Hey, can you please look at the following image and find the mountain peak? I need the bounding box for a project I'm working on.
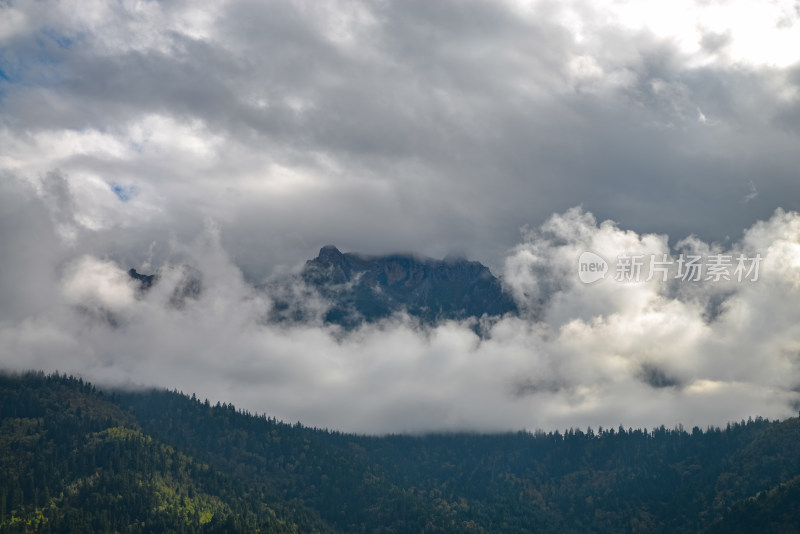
[128,268,156,290]
[317,245,344,263]
[300,247,517,327]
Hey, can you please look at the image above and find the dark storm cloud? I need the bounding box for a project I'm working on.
[0,176,63,321]
[4,0,798,269]
[2,0,800,432]
[41,170,77,228]
[2,173,800,433]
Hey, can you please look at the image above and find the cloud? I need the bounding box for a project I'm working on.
[1,172,799,433]
[0,176,64,322]
[1,1,800,274]
[2,1,800,432]
[743,180,759,203]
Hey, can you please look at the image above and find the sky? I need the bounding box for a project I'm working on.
[2,0,800,433]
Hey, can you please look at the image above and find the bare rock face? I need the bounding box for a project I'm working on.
[128,246,518,330]
[301,245,517,327]
[127,266,202,309]
[128,268,155,290]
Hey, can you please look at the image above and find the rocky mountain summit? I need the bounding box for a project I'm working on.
[130,246,519,328]
[300,245,517,327]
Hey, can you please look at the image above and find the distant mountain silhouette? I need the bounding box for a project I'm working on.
[129,247,517,328]
[300,245,517,327]
[127,266,202,308]
[4,371,800,534]
[128,268,155,290]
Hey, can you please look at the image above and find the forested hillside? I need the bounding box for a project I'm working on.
[2,372,798,533]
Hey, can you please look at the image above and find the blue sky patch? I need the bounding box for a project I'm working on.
[42,27,79,50]
[111,183,136,202]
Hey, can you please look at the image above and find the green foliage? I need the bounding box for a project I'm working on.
[702,475,800,533]
[2,371,799,533]
[0,372,325,534]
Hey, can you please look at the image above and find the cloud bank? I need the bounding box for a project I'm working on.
[2,0,800,274]
[2,174,800,433]
[2,0,800,432]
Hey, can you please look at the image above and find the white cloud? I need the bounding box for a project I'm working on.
[61,256,137,312]
[3,174,800,433]
[3,0,800,433]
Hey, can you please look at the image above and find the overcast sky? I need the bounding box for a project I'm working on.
[2,0,800,433]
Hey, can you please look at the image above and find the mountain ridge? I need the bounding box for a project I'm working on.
[128,246,518,329]
[2,371,800,533]
[300,245,518,327]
